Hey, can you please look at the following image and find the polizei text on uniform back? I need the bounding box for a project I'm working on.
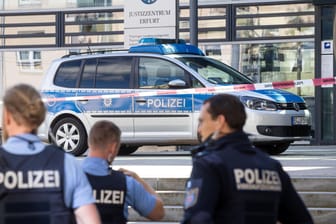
[0,170,60,189]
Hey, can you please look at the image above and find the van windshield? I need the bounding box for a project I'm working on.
[176,56,254,85]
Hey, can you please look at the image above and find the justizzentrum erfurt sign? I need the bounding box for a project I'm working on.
[124,0,177,48]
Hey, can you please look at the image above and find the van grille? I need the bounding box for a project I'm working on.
[276,102,307,110]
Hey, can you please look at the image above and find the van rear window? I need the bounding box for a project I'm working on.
[54,60,82,88]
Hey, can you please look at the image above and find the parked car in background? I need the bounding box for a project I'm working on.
[38,38,311,156]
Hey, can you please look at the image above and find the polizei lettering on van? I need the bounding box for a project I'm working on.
[0,170,60,189]
[234,168,281,191]
[147,98,186,108]
[93,189,125,204]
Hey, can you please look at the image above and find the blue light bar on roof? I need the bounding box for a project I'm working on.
[129,38,204,56]
[138,37,186,45]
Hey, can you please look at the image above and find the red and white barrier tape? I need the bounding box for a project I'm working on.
[42,77,336,103]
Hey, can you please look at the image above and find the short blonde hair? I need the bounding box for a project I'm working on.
[3,84,45,133]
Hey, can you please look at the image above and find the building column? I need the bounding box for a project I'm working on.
[313,0,336,144]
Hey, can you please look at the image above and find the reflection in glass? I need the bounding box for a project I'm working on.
[235,3,314,40]
[236,16,314,27]
[199,19,226,28]
[237,28,314,39]
[64,11,124,45]
[65,34,124,45]
[238,42,314,97]
[199,42,315,97]
[236,4,314,15]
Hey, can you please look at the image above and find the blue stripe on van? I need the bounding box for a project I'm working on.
[253,89,304,103]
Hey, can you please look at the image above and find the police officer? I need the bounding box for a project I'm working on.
[0,84,101,224]
[181,94,313,224]
[82,120,164,223]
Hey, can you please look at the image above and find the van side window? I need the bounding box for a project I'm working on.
[95,57,132,89]
[54,60,82,88]
[138,57,189,89]
[80,58,96,88]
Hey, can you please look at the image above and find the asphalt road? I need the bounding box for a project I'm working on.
[77,144,336,178]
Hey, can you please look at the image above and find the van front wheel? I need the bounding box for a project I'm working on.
[254,142,291,155]
[51,117,88,156]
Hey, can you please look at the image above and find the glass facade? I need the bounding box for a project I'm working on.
[63,10,124,46]
[198,41,315,97]
[179,5,227,41]
[3,0,124,9]
[0,1,315,86]
[235,3,314,40]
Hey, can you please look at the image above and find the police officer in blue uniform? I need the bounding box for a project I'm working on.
[182,94,313,224]
[82,120,165,223]
[0,84,101,224]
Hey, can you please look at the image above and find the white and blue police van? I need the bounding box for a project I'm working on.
[39,38,311,156]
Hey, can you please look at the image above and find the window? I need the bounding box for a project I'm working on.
[138,57,191,89]
[80,59,96,88]
[95,57,132,88]
[235,3,314,40]
[19,0,41,6]
[16,50,42,72]
[238,41,314,96]
[77,0,112,7]
[179,5,227,42]
[64,9,124,46]
[54,60,82,88]
[177,56,252,85]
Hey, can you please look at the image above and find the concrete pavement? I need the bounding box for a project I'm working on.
[112,144,336,224]
[75,144,336,223]
[112,144,336,178]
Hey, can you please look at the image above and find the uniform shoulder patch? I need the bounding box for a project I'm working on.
[184,179,202,209]
[184,187,199,209]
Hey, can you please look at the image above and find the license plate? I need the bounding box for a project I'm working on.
[292,116,309,125]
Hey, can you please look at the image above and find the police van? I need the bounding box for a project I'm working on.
[38,38,311,156]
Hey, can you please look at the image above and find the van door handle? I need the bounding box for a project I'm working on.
[77,99,89,104]
[135,99,147,103]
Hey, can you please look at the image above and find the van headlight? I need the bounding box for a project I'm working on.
[240,96,278,111]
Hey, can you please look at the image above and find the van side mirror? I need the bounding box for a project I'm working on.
[168,79,187,88]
